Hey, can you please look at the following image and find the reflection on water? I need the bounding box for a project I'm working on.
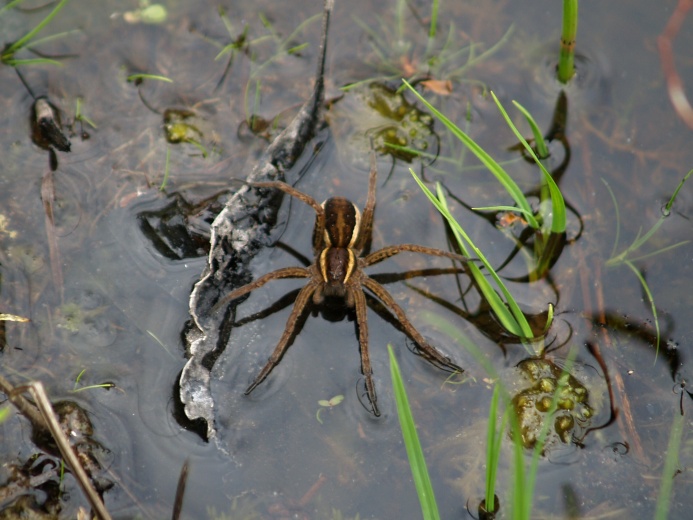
[1,0,693,518]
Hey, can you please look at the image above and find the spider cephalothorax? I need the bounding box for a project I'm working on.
[214,152,466,416]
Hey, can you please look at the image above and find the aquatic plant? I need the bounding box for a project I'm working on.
[1,0,71,67]
[388,344,440,520]
[481,383,504,518]
[655,407,685,520]
[604,168,693,358]
[557,0,579,83]
[346,0,513,94]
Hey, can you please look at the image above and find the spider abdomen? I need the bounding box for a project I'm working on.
[322,197,361,248]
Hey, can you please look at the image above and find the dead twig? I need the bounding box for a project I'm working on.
[2,379,113,520]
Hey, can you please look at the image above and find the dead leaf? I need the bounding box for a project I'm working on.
[421,79,453,95]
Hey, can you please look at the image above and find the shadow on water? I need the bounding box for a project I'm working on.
[2,0,693,518]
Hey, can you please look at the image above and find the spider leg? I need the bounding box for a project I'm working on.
[212,266,311,314]
[354,149,378,253]
[361,275,463,374]
[350,284,380,417]
[252,181,325,253]
[245,279,320,395]
[362,244,468,268]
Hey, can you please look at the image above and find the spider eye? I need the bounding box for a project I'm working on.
[323,197,359,248]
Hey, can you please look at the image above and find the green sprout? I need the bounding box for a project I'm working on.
[126,73,173,83]
[316,394,344,424]
[74,97,97,129]
[71,369,115,393]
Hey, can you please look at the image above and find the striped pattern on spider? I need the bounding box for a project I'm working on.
[213,151,466,416]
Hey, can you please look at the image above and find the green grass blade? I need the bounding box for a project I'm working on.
[602,179,622,259]
[428,0,439,40]
[126,73,173,83]
[626,241,690,263]
[608,169,693,264]
[411,172,535,341]
[388,344,440,520]
[0,0,26,17]
[655,409,685,520]
[435,183,534,341]
[491,92,567,233]
[4,58,63,67]
[402,80,539,229]
[411,173,516,334]
[511,100,549,159]
[485,384,502,509]
[22,28,79,48]
[6,0,69,54]
[623,260,661,360]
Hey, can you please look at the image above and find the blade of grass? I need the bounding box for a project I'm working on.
[607,168,693,265]
[4,58,62,67]
[623,259,661,360]
[602,179,622,259]
[490,92,567,233]
[5,0,69,54]
[127,73,173,83]
[428,0,439,40]
[0,0,26,17]
[511,101,549,159]
[485,384,505,511]
[654,409,685,520]
[422,176,522,336]
[411,172,535,341]
[402,80,540,229]
[388,344,440,520]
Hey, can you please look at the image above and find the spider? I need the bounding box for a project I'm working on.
[214,152,466,416]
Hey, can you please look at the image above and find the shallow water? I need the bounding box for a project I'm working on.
[1,0,693,518]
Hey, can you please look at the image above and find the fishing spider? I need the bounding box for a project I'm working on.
[215,153,466,415]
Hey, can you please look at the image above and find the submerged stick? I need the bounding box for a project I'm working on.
[0,378,113,520]
[181,0,334,440]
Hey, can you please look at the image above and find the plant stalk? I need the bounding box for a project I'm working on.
[557,0,578,83]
